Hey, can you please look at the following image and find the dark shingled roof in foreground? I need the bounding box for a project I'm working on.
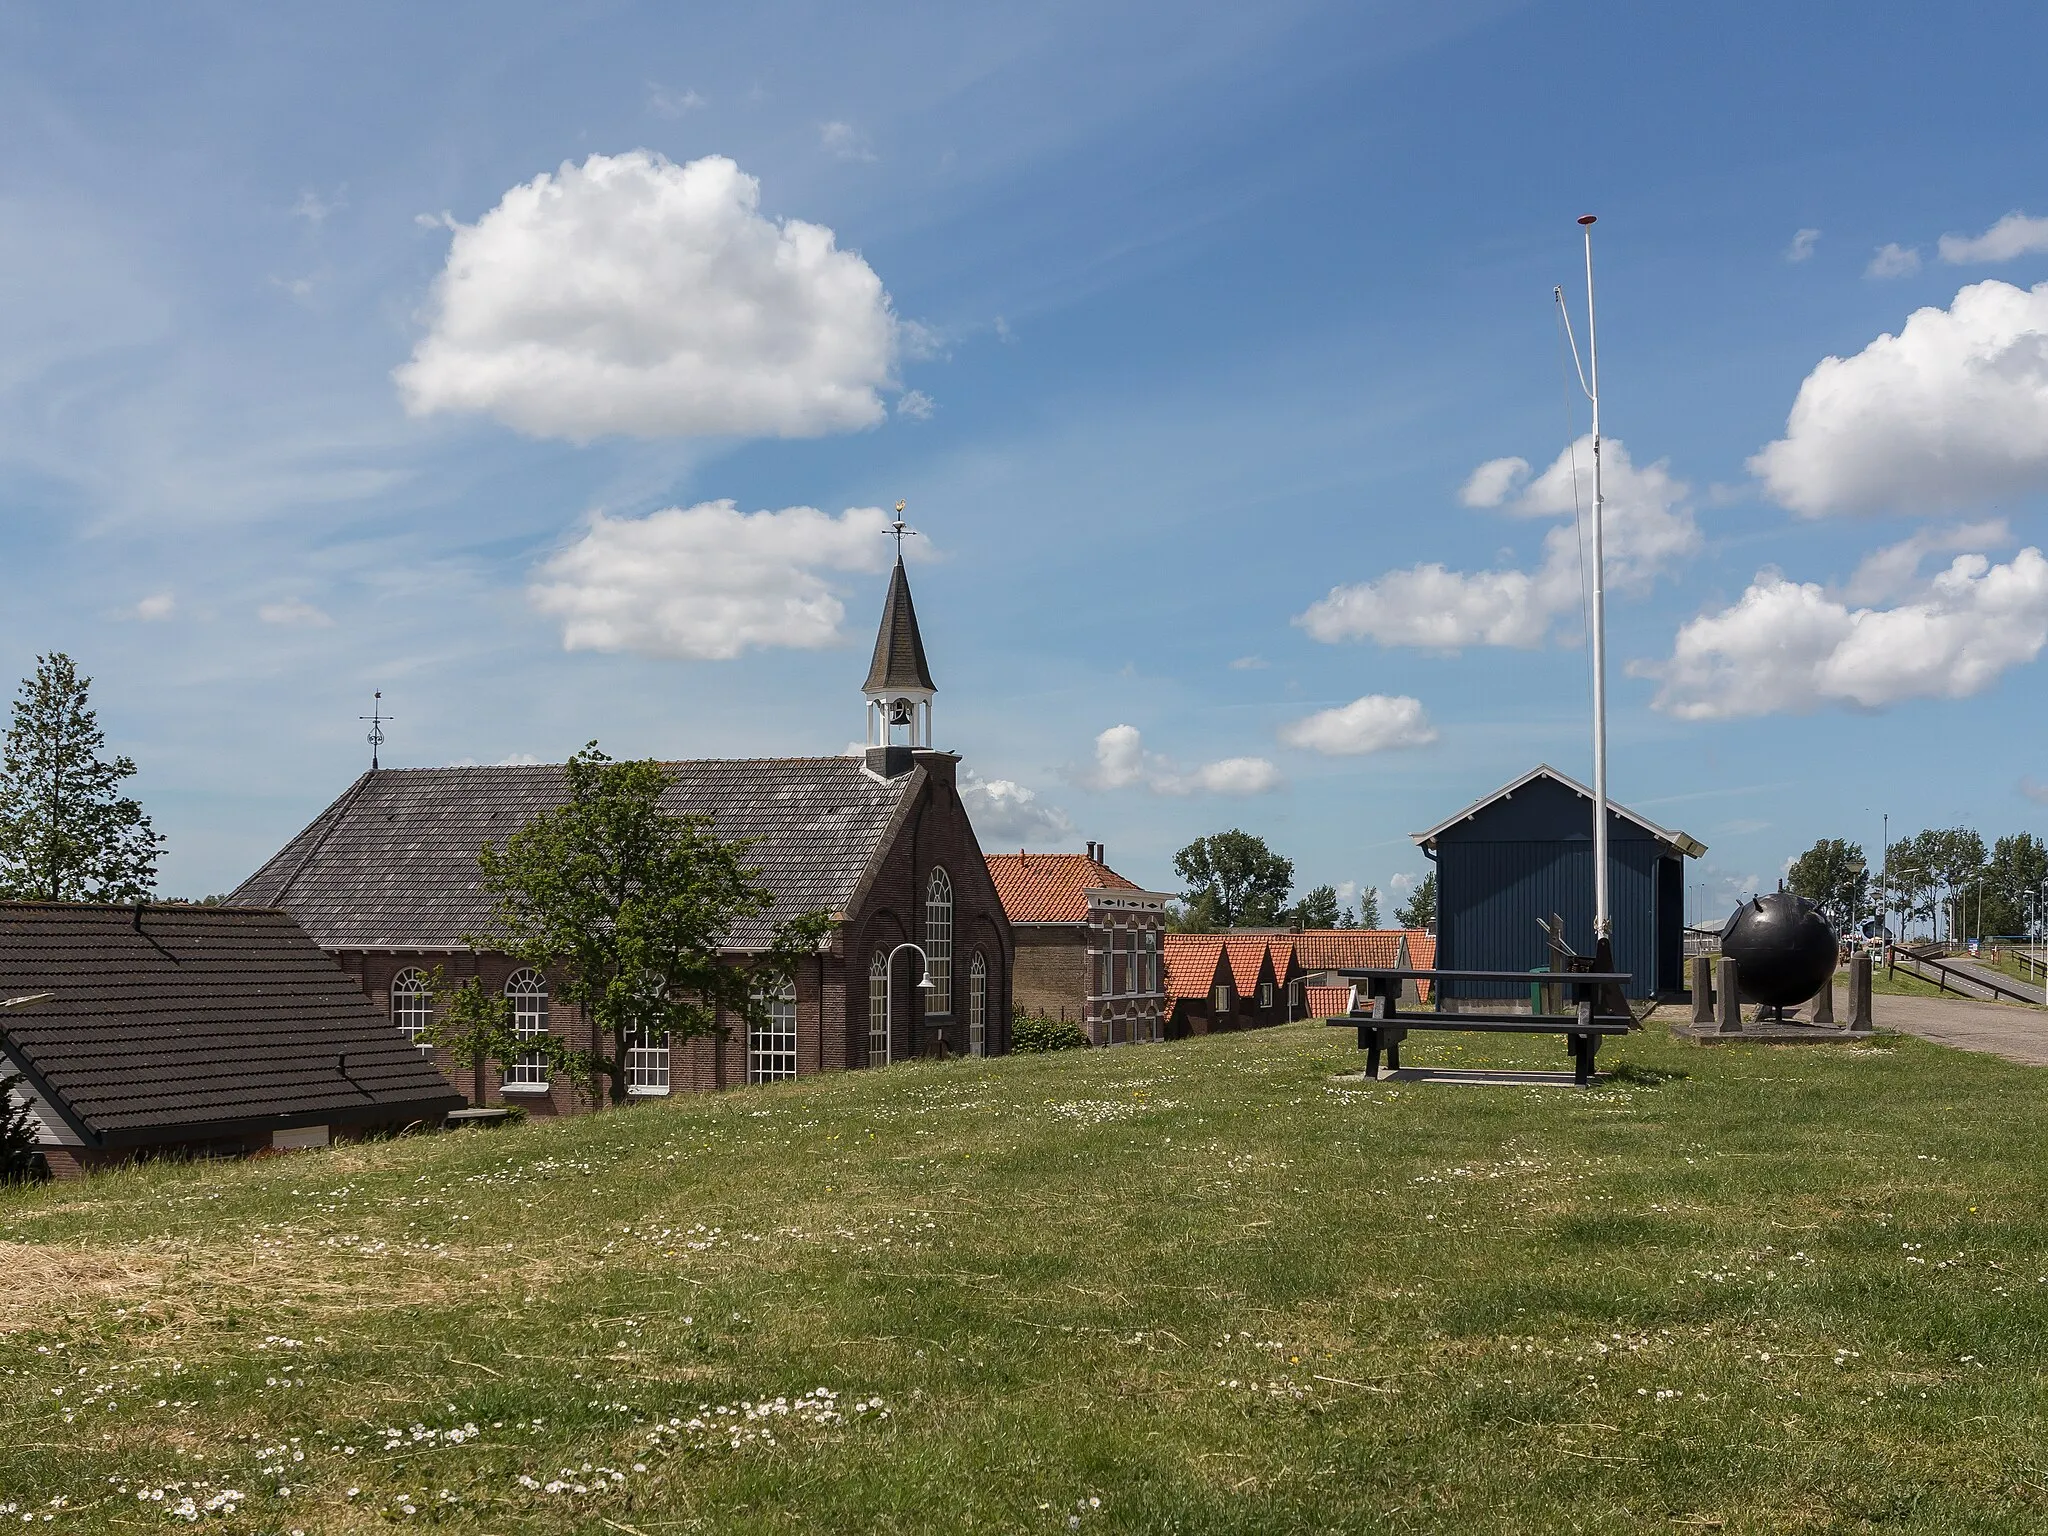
[229,759,921,951]
[0,902,460,1148]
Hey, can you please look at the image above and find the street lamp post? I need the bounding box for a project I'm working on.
[880,943,934,1066]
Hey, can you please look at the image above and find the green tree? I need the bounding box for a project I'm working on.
[423,971,590,1091]
[1291,883,1341,930]
[1786,838,1869,931]
[470,744,835,1105]
[0,654,161,901]
[1982,833,2048,938]
[1395,871,1437,930]
[0,1074,41,1182]
[1172,830,1293,928]
[1899,827,1987,941]
[1354,885,1381,929]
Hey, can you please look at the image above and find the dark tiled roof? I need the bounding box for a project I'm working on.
[0,903,460,1148]
[229,759,918,952]
[984,852,1142,924]
[863,559,935,693]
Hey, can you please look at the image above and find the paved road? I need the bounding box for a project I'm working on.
[1863,987,2048,1067]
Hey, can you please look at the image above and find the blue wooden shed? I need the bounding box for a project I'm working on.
[1413,765,1706,1001]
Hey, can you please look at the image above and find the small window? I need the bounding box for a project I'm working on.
[626,1029,670,1095]
[504,969,550,1090]
[1288,979,1302,1007]
[868,951,891,1067]
[1143,930,1159,994]
[390,967,432,1052]
[1097,941,1112,999]
[1213,984,1231,1014]
[1260,981,1274,1008]
[925,869,953,1014]
[749,983,797,1084]
[968,952,988,1056]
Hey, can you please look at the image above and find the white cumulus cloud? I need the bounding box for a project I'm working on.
[257,598,334,627]
[1637,546,2048,719]
[1866,243,1921,279]
[530,500,909,659]
[1459,455,1529,507]
[1787,228,1821,262]
[1939,211,2048,265]
[1749,280,2048,515]
[1088,724,1280,797]
[1297,437,1697,650]
[1278,695,1437,755]
[1841,519,2009,605]
[395,151,899,441]
[131,593,175,621]
[959,771,1076,847]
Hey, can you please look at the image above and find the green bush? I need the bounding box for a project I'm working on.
[1011,1013,1090,1053]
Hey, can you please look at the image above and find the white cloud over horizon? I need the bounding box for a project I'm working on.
[530,500,912,659]
[1278,694,1437,755]
[395,151,900,441]
[1865,243,1921,279]
[1637,546,2048,719]
[1939,211,2048,264]
[1750,280,2048,516]
[959,770,1076,847]
[257,598,334,627]
[1090,724,1281,796]
[1298,437,1698,650]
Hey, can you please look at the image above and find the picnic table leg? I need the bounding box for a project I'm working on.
[1571,1033,1597,1087]
[1365,1029,1383,1080]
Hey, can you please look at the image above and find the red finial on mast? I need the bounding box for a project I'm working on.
[1577,214,1597,226]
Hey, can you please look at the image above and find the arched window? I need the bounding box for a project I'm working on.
[390,967,432,1052]
[504,969,550,1091]
[968,951,988,1057]
[868,952,891,1067]
[749,982,797,1084]
[924,868,953,1014]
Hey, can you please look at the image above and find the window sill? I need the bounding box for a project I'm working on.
[627,1086,672,1098]
[500,1082,553,1096]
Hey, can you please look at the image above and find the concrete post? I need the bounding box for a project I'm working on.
[1848,949,1874,1034]
[1690,955,1714,1025]
[1811,972,1835,1025]
[1714,957,1742,1033]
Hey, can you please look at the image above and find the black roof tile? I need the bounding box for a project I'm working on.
[0,903,461,1147]
[229,758,918,951]
[863,559,935,694]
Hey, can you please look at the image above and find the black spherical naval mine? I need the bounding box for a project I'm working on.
[1723,891,1837,1007]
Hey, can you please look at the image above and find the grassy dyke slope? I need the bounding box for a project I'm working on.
[1,1020,2045,1533]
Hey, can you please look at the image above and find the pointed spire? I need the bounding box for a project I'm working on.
[864,551,935,694]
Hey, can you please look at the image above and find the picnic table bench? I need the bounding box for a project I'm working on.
[1331,966,1635,1087]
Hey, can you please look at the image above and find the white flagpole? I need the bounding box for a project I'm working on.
[1579,213,1611,944]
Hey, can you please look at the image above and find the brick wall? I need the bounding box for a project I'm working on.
[1014,926,1088,1017]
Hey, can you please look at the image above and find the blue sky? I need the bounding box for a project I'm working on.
[4,1,2048,920]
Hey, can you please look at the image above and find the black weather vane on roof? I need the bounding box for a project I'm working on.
[887,499,919,562]
[360,691,391,771]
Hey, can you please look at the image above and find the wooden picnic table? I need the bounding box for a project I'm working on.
[1331,966,1634,1087]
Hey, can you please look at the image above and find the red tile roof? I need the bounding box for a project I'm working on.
[1222,937,1277,993]
[1161,934,1227,1002]
[983,852,1142,924]
[1294,930,1408,972]
[1305,984,1355,1019]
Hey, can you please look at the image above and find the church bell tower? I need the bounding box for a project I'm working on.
[862,505,935,779]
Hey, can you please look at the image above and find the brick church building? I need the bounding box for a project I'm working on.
[231,549,1013,1112]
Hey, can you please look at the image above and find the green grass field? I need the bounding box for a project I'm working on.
[4,1017,2047,1533]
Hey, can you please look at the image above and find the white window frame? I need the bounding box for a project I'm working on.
[625,1028,670,1096]
[1213,984,1231,1014]
[968,951,987,1057]
[749,983,797,1084]
[1143,929,1159,995]
[1260,981,1274,1008]
[868,951,891,1067]
[503,969,551,1093]
[390,967,433,1053]
[925,868,953,1015]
